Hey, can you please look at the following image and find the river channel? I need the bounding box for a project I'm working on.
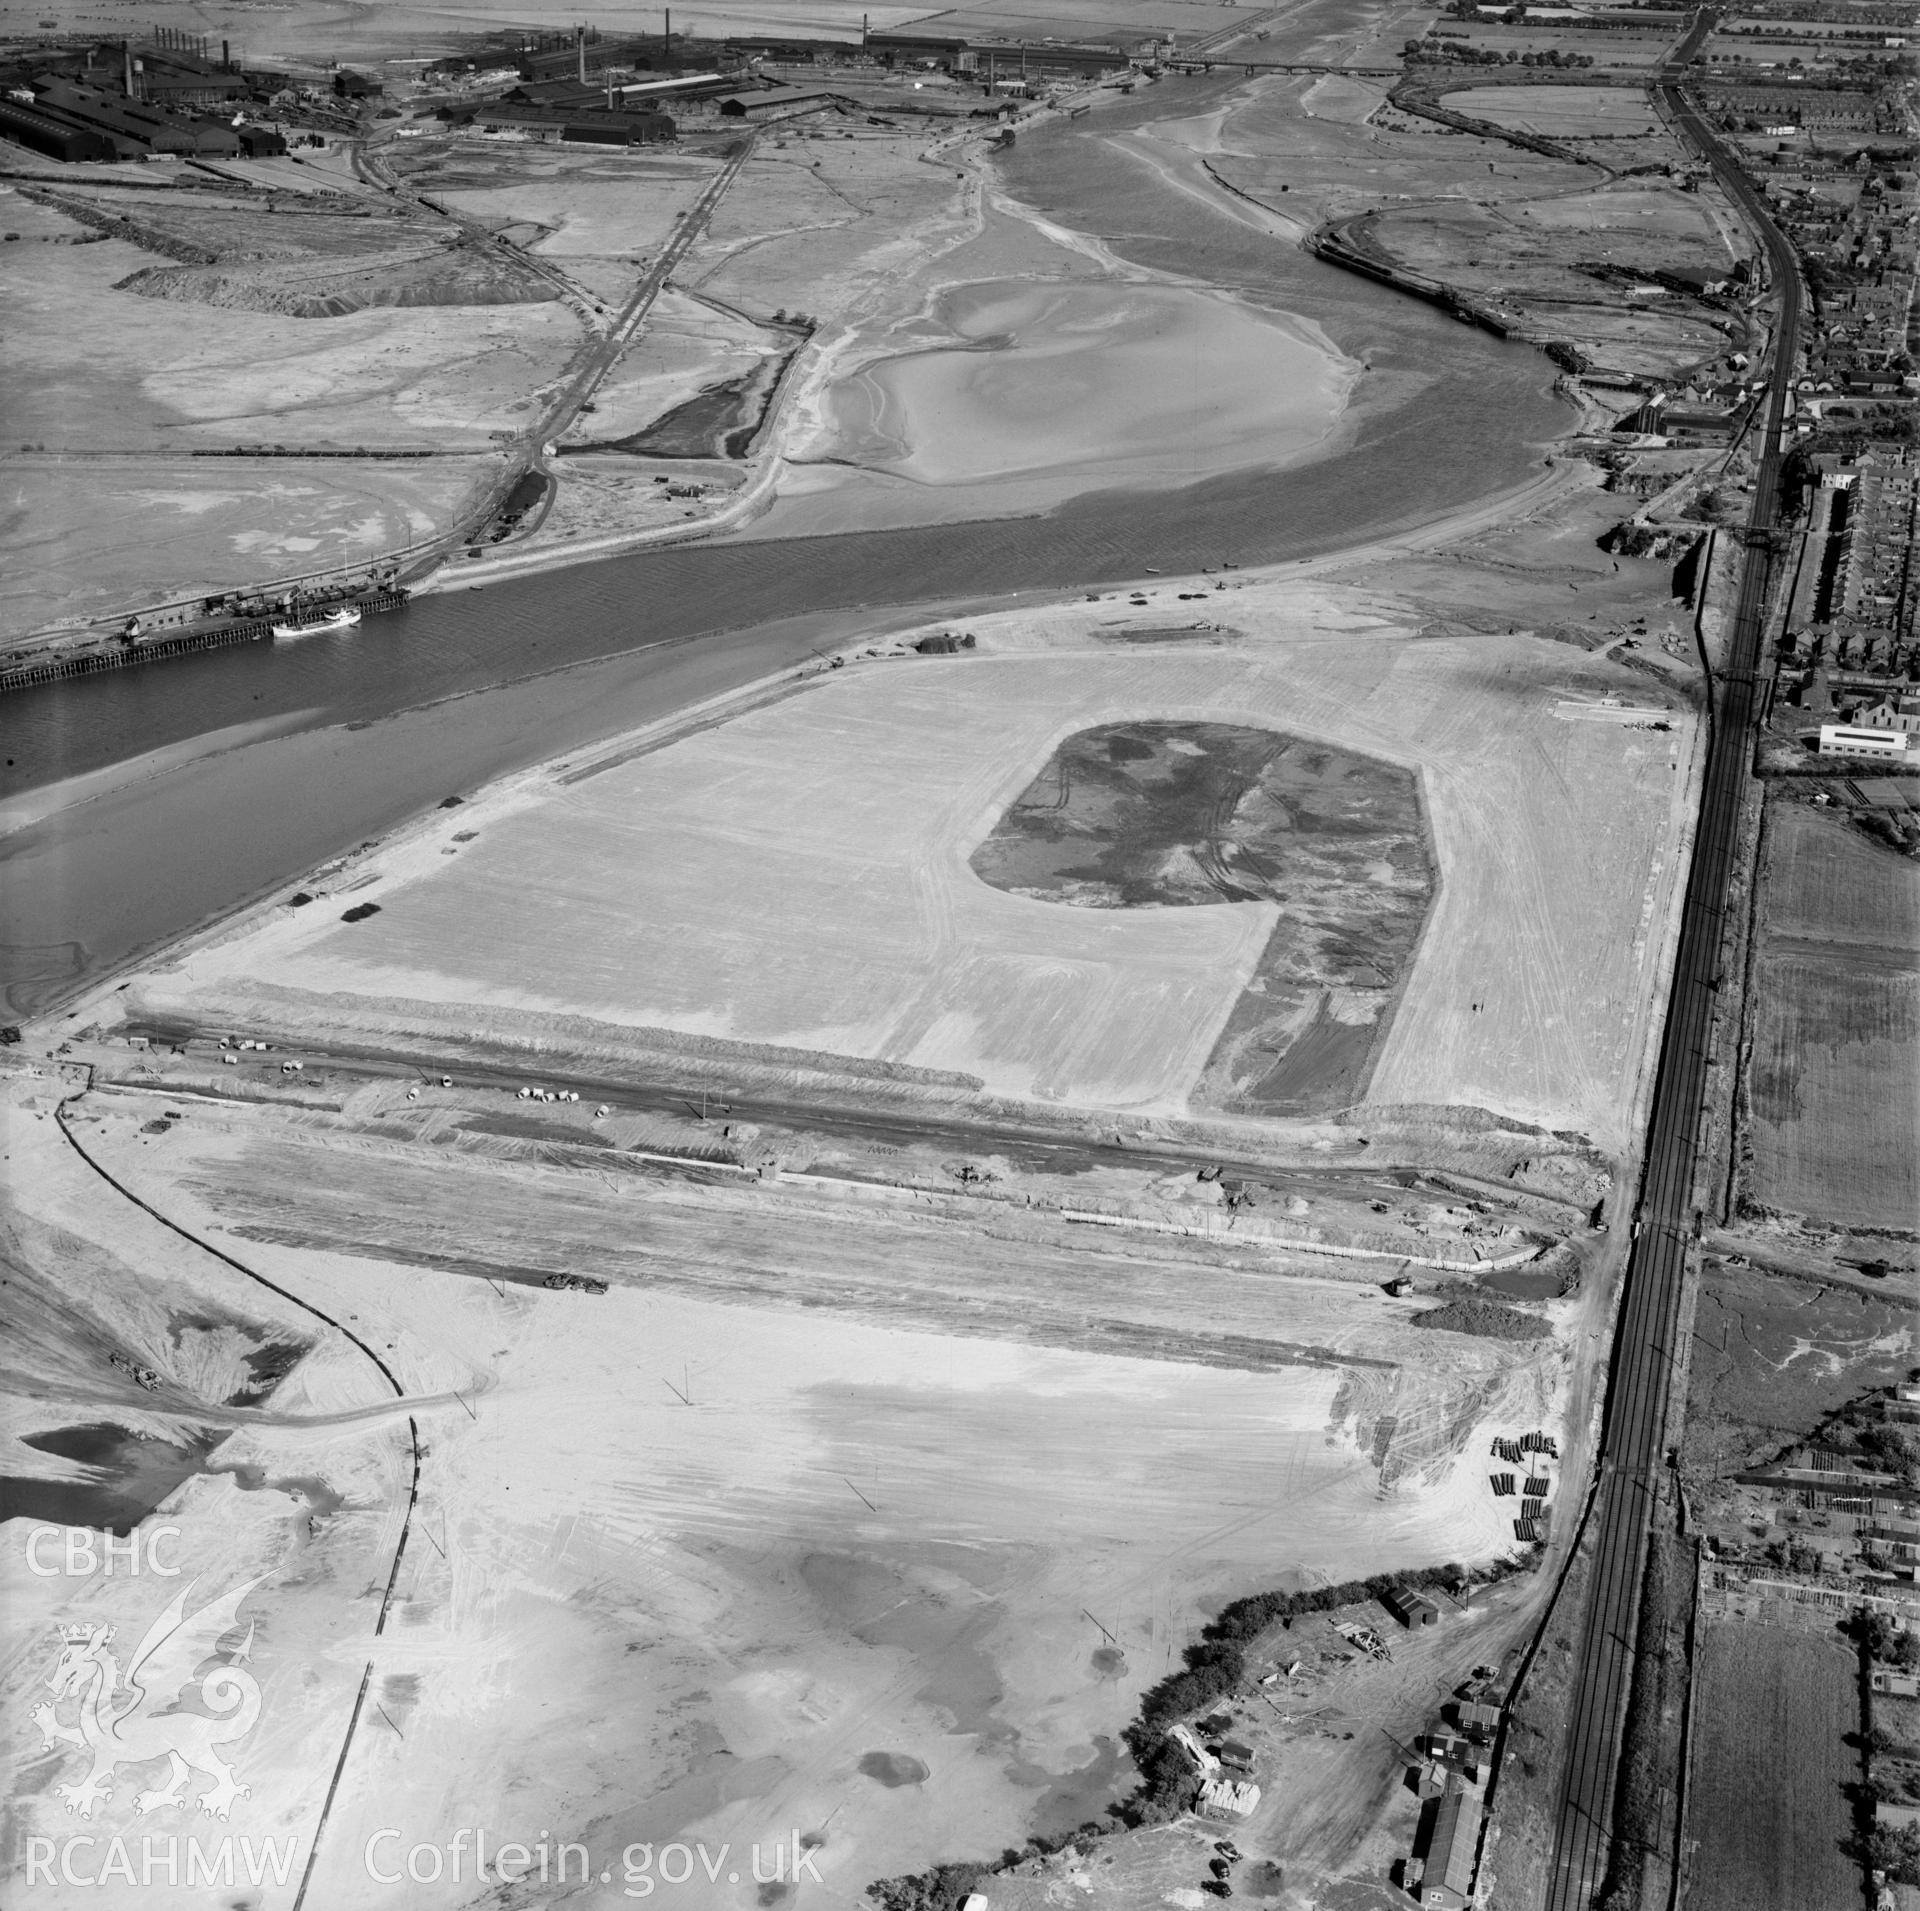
[1,86,1567,1020]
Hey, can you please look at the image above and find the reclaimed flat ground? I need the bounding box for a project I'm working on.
[1746,802,1920,1232]
[0,207,581,452]
[1,1084,1559,1911]
[0,457,490,639]
[432,166,716,259]
[143,611,1698,1145]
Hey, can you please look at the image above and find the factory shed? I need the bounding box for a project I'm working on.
[519,39,658,82]
[33,79,242,155]
[717,84,842,117]
[23,97,149,159]
[512,77,605,105]
[1382,1584,1441,1629]
[475,101,674,142]
[138,64,251,106]
[1419,1784,1482,1907]
[562,112,675,145]
[506,74,723,106]
[0,95,118,160]
[867,29,971,59]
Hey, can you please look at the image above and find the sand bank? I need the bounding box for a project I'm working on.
[804,278,1350,494]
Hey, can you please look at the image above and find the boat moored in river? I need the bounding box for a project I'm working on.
[271,605,363,641]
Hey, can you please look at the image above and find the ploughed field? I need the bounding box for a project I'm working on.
[131,610,1698,1149]
[1684,1622,1863,1911]
[971,720,1431,1115]
[1744,801,1920,1234]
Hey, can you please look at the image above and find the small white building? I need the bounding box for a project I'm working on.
[1818,724,1914,757]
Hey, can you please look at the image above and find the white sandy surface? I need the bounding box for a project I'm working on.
[141,599,1698,1145]
[1,1084,1560,1911]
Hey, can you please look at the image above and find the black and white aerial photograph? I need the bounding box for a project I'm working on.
[2,0,1916,1905]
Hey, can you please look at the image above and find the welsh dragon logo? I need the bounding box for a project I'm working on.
[32,1575,266,1821]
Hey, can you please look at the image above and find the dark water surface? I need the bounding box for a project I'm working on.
[2,1424,222,1535]
[1,82,1565,1018]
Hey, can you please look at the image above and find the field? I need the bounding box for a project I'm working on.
[1430,27,1684,74]
[1440,85,1663,139]
[1177,73,1746,380]
[134,603,1698,1146]
[1685,1621,1863,1911]
[1194,82,1585,234]
[1682,1260,1919,1476]
[1334,180,1739,379]
[1880,1695,1920,1760]
[1744,802,1920,1233]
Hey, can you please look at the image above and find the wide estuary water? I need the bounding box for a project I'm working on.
[1,86,1566,1018]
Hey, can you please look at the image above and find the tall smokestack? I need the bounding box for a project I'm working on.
[124,39,134,96]
[222,38,230,70]
[577,24,586,85]
[664,9,671,57]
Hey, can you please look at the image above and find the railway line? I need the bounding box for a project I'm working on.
[1540,15,1804,1905]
